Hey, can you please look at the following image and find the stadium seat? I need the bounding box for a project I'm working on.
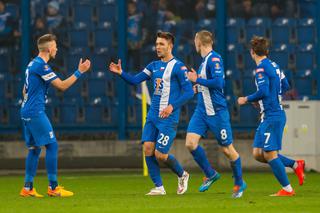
[271,18,296,44]
[242,69,257,95]
[244,51,256,70]
[93,22,113,48]
[297,18,315,43]
[65,47,90,74]
[0,48,12,72]
[9,98,22,125]
[239,105,259,127]
[225,69,242,96]
[196,18,216,32]
[299,0,317,18]
[226,43,244,70]
[85,97,107,124]
[269,43,294,69]
[88,71,107,97]
[226,18,245,44]
[72,3,93,25]
[296,43,315,70]
[60,98,85,124]
[5,3,19,19]
[96,1,116,24]
[68,23,92,48]
[294,69,316,96]
[0,73,4,99]
[246,17,271,42]
[91,47,112,72]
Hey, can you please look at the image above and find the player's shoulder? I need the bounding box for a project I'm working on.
[209,51,222,62]
[173,58,188,72]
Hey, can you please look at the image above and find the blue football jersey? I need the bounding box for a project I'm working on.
[142,57,193,122]
[21,57,58,118]
[253,58,285,117]
[196,51,227,115]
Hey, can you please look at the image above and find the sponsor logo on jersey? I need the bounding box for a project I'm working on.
[212,57,220,62]
[154,78,163,95]
[256,68,264,73]
[181,66,187,70]
[160,67,165,71]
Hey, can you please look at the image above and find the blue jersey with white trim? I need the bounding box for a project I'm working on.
[143,57,193,122]
[253,58,284,117]
[196,51,227,115]
[21,57,58,118]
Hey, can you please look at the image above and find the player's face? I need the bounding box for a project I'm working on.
[155,37,172,59]
[194,35,201,54]
[48,41,58,59]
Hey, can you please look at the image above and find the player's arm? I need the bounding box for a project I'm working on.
[51,59,91,91]
[109,59,150,85]
[280,71,290,93]
[239,70,270,104]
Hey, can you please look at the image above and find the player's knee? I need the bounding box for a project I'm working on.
[185,136,198,151]
[155,151,168,162]
[143,143,155,156]
[253,150,263,161]
[29,146,41,156]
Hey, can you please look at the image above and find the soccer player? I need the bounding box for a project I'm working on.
[19,34,91,197]
[237,36,305,196]
[109,32,194,195]
[186,30,246,198]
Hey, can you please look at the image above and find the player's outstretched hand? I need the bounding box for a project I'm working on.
[187,68,198,82]
[237,97,247,105]
[160,104,173,119]
[78,58,91,73]
[109,59,122,75]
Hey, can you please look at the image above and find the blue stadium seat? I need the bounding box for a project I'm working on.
[244,51,256,70]
[239,105,259,127]
[68,23,92,48]
[85,97,105,124]
[10,98,22,125]
[225,69,242,96]
[0,73,4,99]
[196,18,216,32]
[97,1,116,24]
[175,43,193,65]
[269,43,294,69]
[72,3,93,25]
[297,18,315,43]
[66,47,90,74]
[296,43,315,70]
[5,3,19,19]
[60,98,84,124]
[226,18,245,43]
[246,18,271,42]
[93,22,113,48]
[299,0,317,18]
[271,18,296,44]
[226,44,244,70]
[0,48,11,72]
[294,69,315,97]
[88,71,107,97]
[126,97,141,126]
[242,69,256,95]
[141,44,157,66]
[283,69,294,88]
[91,47,112,72]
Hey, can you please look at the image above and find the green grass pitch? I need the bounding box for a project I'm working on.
[0,172,319,213]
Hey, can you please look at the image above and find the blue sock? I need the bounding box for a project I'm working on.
[191,146,216,178]
[230,157,243,186]
[268,158,290,187]
[164,154,184,177]
[24,148,41,189]
[45,142,58,190]
[145,156,163,187]
[278,154,295,168]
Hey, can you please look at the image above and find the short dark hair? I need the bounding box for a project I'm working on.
[156,31,175,45]
[37,34,57,51]
[250,36,269,56]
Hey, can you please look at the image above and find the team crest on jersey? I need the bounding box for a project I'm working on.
[215,63,220,69]
[212,57,220,62]
[154,78,163,95]
[44,65,50,71]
